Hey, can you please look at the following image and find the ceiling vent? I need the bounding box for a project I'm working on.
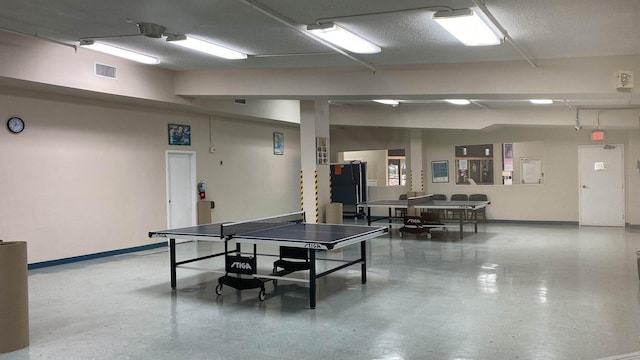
[95,63,117,79]
[137,22,167,38]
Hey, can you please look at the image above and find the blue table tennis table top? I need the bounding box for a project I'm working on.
[149,222,387,250]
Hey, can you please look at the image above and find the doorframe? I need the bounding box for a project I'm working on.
[578,144,625,226]
[165,150,197,228]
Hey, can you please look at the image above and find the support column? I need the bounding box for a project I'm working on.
[409,131,424,192]
[628,128,640,225]
[300,100,330,224]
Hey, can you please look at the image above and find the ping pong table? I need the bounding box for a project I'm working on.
[148,212,387,309]
[359,195,490,239]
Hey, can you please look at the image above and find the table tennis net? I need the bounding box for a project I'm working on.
[406,195,434,206]
[220,211,305,238]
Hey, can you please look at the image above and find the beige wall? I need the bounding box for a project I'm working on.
[331,127,409,156]
[330,125,640,224]
[0,91,301,264]
[0,32,187,106]
[4,88,639,265]
[343,150,387,186]
[423,127,640,222]
[200,117,301,222]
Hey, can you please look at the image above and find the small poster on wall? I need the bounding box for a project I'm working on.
[273,132,284,155]
[316,137,328,164]
[503,143,514,185]
[168,124,191,146]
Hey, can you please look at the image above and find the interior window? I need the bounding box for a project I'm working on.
[340,149,406,186]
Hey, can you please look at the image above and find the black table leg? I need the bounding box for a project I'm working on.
[170,238,177,288]
[309,250,316,309]
[361,240,367,284]
[459,211,464,239]
[367,207,372,226]
[474,209,478,233]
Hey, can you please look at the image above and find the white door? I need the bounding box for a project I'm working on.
[166,151,197,229]
[579,145,624,226]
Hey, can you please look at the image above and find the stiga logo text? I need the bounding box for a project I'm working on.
[230,262,252,270]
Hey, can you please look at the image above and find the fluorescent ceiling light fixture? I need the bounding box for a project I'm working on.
[373,99,400,106]
[306,23,381,54]
[530,99,554,105]
[445,99,471,105]
[79,40,160,64]
[166,35,247,60]
[433,9,501,46]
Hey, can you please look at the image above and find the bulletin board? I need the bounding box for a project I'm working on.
[520,158,543,184]
[454,144,494,185]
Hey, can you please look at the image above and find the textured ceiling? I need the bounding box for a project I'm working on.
[0,0,638,71]
[0,0,639,110]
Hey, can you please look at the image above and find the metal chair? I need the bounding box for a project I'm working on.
[448,194,468,220]
[429,194,447,219]
[469,194,488,222]
[395,194,408,218]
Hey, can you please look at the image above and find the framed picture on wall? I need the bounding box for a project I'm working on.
[432,160,449,183]
[273,132,284,155]
[168,124,191,146]
[316,137,328,164]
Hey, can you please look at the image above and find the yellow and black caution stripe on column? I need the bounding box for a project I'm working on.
[409,169,413,190]
[300,171,304,212]
[329,171,333,203]
[314,170,319,223]
[421,170,424,191]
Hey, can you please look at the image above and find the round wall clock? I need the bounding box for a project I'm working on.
[7,117,25,134]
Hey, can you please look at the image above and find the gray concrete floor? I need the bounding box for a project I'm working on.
[3,222,640,360]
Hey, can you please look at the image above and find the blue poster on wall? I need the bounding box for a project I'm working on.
[168,124,191,146]
[432,160,449,183]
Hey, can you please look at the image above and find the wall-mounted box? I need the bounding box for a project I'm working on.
[616,71,633,89]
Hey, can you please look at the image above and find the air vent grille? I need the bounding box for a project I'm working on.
[95,63,116,79]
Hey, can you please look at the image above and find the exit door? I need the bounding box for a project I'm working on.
[578,145,624,226]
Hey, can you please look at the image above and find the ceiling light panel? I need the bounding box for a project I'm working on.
[433,9,501,46]
[167,35,247,60]
[373,99,399,105]
[445,99,471,105]
[530,99,554,104]
[80,41,160,64]
[306,23,381,54]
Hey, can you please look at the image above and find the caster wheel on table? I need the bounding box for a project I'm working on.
[258,289,266,301]
[399,231,403,238]
[215,284,223,295]
[443,227,448,233]
[426,233,432,239]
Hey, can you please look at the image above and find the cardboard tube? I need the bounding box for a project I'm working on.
[0,241,29,353]
[325,203,343,225]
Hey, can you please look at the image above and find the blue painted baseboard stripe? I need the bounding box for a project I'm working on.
[28,241,167,270]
